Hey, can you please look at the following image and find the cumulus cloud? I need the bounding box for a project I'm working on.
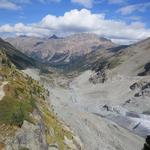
[0,23,50,37]
[0,24,14,32]
[0,0,21,10]
[71,0,93,8]
[40,9,104,32]
[117,2,150,15]
[0,9,150,44]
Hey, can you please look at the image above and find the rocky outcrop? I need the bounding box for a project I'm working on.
[129,81,150,98]
[5,120,49,150]
[135,83,150,98]
[89,61,108,84]
[143,136,150,150]
[139,62,150,76]
[89,63,108,84]
[89,70,107,84]
[130,82,143,90]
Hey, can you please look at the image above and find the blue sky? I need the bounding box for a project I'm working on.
[0,0,150,44]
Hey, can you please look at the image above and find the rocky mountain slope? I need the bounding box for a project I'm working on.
[6,33,115,70]
[0,41,82,150]
[20,37,150,150]
[89,37,150,83]
[28,37,150,150]
[0,38,37,69]
[1,35,150,150]
[109,37,150,76]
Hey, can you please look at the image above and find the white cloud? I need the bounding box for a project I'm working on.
[40,9,104,32]
[0,0,61,10]
[71,0,93,8]
[117,2,150,15]
[0,0,21,10]
[0,9,150,44]
[0,24,14,32]
[0,23,50,36]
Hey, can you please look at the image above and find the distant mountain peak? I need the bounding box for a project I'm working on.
[49,34,60,39]
[19,35,28,38]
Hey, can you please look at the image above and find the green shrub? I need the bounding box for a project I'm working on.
[0,97,33,127]
[11,113,24,127]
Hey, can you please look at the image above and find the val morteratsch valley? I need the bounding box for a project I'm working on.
[0,33,150,150]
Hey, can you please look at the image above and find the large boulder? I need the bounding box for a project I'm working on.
[5,121,48,150]
[138,62,150,76]
[89,69,107,84]
[143,136,150,150]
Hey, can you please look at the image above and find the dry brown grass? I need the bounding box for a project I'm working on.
[0,143,5,150]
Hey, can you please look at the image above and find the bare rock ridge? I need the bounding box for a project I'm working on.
[6,33,116,70]
[90,37,150,80]
[49,34,61,39]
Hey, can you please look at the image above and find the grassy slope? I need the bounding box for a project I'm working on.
[0,49,77,150]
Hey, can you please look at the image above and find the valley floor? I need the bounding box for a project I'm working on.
[23,68,150,150]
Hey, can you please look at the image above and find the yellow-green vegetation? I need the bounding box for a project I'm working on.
[37,98,74,150]
[0,49,77,149]
[0,49,46,127]
[0,66,44,127]
[0,49,12,68]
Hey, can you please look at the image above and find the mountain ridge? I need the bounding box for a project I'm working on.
[6,33,116,65]
[0,38,37,69]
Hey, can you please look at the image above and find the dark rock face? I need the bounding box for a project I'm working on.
[138,62,150,76]
[130,81,150,98]
[49,34,60,39]
[130,83,141,90]
[143,136,150,150]
[89,60,108,84]
[142,83,150,90]
[89,70,107,84]
[145,63,150,70]
[134,82,150,98]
